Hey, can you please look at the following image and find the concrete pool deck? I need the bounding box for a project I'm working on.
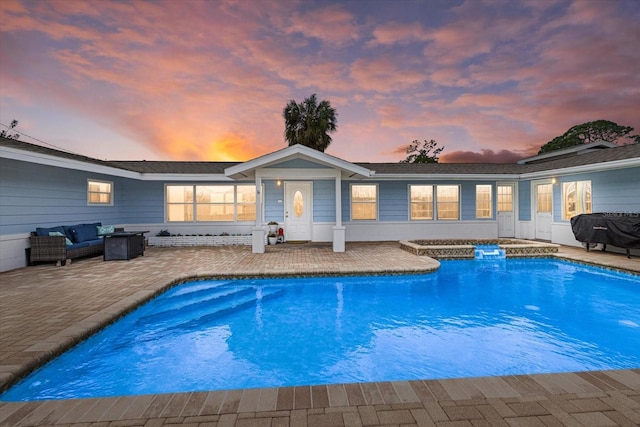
[0,241,639,426]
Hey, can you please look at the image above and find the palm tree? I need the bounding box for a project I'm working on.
[283,94,337,152]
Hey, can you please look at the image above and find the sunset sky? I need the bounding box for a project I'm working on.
[1,0,639,163]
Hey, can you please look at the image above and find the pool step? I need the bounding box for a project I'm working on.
[170,288,287,331]
[148,281,234,311]
[138,287,286,330]
[139,287,257,324]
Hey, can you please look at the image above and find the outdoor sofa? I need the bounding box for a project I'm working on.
[29,223,114,266]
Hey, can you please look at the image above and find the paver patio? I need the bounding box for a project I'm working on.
[1,242,639,426]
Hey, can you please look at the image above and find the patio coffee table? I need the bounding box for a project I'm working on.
[103,231,148,261]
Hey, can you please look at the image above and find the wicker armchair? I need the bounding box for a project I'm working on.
[29,233,103,266]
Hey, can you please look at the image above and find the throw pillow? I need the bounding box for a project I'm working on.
[71,224,99,242]
[49,231,73,246]
[96,225,115,235]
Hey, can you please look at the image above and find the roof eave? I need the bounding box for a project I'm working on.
[225,144,373,180]
[0,145,141,179]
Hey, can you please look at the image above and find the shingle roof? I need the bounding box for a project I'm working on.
[108,161,238,174]
[2,136,638,177]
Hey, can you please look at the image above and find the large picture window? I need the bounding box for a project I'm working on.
[166,184,256,222]
[563,180,592,220]
[436,185,459,220]
[475,185,492,218]
[410,185,433,220]
[87,179,113,205]
[351,184,377,220]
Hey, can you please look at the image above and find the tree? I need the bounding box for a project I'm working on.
[401,139,444,163]
[0,119,19,140]
[283,94,337,152]
[538,120,638,154]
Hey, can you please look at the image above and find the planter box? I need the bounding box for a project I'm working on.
[148,235,252,247]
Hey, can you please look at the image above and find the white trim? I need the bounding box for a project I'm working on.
[517,141,617,164]
[87,178,114,206]
[373,173,521,180]
[0,145,141,178]
[225,144,374,179]
[520,157,640,179]
[350,183,379,221]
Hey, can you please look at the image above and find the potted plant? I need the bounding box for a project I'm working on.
[268,231,278,245]
[267,220,278,234]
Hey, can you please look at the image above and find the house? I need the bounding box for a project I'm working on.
[1,136,639,271]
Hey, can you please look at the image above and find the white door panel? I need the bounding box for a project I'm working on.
[284,182,312,241]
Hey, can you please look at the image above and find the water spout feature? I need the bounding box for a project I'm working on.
[474,244,506,260]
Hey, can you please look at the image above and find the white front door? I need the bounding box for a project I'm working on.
[535,183,553,241]
[497,184,515,237]
[284,182,312,241]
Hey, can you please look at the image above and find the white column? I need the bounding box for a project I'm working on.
[252,175,265,253]
[333,173,345,252]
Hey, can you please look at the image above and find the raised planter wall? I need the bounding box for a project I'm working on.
[148,235,252,247]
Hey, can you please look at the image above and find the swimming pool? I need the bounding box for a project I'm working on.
[2,258,639,401]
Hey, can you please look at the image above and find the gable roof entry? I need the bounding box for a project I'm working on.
[225,144,375,179]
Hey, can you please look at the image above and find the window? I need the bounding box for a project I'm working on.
[167,185,194,221]
[87,180,113,205]
[166,184,256,222]
[563,180,592,220]
[436,185,459,220]
[497,185,513,212]
[351,184,377,220]
[476,185,492,218]
[537,184,552,213]
[410,185,433,220]
[236,185,257,221]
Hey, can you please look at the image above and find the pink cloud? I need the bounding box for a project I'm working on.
[285,4,360,46]
[369,21,430,46]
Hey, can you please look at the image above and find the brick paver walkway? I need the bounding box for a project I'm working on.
[1,242,639,426]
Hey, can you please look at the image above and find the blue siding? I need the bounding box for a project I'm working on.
[519,181,531,221]
[263,180,285,222]
[341,181,350,222]
[379,182,408,221]
[0,159,124,234]
[119,179,165,224]
[313,180,335,222]
[555,167,640,222]
[267,159,329,169]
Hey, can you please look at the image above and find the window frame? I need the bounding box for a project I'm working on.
[497,185,513,213]
[436,185,460,220]
[350,183,378,221]
[475,184,493,219]
[165,184,256,223]
[87,179,113,206]
[562,180,592,220]
[409,184,434,220]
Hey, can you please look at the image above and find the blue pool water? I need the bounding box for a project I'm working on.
[2,258,640,401]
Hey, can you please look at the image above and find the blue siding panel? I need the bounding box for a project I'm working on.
[379,182,408,221]
[556,167,640,221]
[341,181,350,222]
[519,181,531,221]
[0,159,124,234]
[119,180,165,224]
[313,180,335,222]
[267,159,329,169]
[263,180,284,222]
